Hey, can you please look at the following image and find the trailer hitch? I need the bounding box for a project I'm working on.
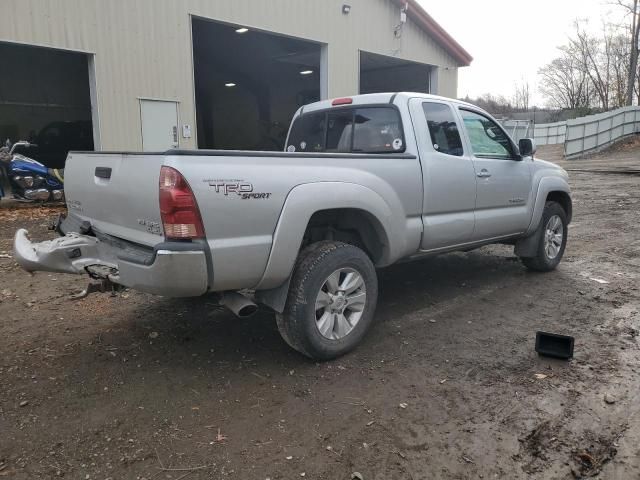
[69,277,123,300]
[69,265,123,300]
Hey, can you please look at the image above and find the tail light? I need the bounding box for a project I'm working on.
[159,166,205,240]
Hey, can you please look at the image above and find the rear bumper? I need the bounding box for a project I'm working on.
[118,249,208,297]
[13,229,209,297]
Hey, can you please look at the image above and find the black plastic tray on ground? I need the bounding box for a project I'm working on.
[535,331,574,359]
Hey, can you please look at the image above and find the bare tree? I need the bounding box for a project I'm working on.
[570,21,611,109]
[538,3,640,109]
[610,33,631,106]
[462,93,514,115]
[612,0,640,104]
[513,79,531,111]
[540,15,636,110]
[539,45,591,109]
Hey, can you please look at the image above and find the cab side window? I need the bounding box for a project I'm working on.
[460,109,514,159]
[422,102,463,157]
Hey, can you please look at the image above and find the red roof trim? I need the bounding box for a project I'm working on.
[389,0,473,66]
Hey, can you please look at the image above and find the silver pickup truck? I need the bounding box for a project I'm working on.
[14,93,572,360]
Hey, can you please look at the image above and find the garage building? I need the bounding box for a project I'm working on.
[0,0,471,161]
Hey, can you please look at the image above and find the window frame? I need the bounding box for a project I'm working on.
[421,101,465,158]
[287,104,407,155]
[458,107,518,160]
[326,109,357,153]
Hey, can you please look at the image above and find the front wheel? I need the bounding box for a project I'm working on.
[276,241,378,360]
[520,201,568,272]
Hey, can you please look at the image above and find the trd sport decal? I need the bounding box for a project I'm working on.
[204,179,272,200]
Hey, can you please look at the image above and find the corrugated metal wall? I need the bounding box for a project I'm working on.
[534,106,640,158]
[0,0,462,150]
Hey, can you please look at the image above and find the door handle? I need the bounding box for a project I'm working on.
[477,169,491,178]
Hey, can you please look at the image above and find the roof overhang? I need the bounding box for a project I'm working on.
[389,0,473,66]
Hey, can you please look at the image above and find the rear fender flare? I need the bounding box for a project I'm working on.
[254,182,404,290]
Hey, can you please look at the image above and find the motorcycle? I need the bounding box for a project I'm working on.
[0,140,64,202]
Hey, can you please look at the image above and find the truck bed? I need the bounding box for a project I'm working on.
[62,149,423,292]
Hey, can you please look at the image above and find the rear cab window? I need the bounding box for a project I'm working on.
[287,106,405,154]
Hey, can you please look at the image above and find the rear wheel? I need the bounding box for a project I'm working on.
[520,201,568,272]
[276,241,378,360]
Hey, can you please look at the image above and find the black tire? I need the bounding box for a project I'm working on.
[521,201,568,272]
[276,241,378,360]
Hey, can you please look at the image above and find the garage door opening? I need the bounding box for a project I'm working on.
[192,17,322,151]
[0,42,95,168]
[360,51,433,95]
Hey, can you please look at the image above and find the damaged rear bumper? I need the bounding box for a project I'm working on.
[13,229,209,297]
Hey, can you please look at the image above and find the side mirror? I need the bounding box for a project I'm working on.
[518,138,537,158]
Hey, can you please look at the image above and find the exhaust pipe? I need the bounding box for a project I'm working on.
[24,188,50,201]
[221,292,258,318]
[51,190,64,201]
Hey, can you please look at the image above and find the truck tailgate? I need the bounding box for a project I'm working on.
[64,153,165,246]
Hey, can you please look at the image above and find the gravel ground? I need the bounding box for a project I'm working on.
[0,140,639,480]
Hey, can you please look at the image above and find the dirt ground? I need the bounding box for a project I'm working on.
[1,141,639,480]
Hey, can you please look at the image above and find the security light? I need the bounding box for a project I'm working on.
[300,70,314,75]
[225,83,236,87]
[235,27,249,34]
[342,4,351,14]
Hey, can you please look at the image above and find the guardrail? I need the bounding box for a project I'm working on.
[533,106,640,158]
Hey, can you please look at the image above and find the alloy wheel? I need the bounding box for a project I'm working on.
[314,268,367,340]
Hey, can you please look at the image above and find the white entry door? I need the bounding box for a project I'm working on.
[140,99,179,151]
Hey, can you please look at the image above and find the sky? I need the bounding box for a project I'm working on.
[416,0,624,106]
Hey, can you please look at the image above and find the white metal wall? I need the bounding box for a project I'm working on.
[565,107,640,157]
[499,119,531,143]
[534,121,567,146]
[534,106,640,158]
[0,0,463,151]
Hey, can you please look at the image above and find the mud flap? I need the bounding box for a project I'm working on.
[255,276,292,313]
[514,221,543,258]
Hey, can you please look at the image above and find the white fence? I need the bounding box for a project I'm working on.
[499,119,531,143]
[533,106,640,158]
[533,121,567,146]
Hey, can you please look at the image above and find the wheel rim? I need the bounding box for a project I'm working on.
[315,268,366,340]
[544,215,564,260]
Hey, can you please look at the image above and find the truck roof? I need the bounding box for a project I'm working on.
[298,92,482,115]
